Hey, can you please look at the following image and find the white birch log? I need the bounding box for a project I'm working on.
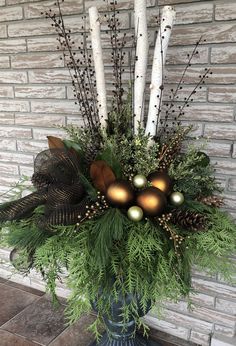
[134,0,149,134]
[89,6,108,128]
[145,6,176,137]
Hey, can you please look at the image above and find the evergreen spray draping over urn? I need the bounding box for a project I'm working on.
[0,0,236,345]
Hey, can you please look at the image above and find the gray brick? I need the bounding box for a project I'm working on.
[233,143,236,158]
[215,298,236,315]
[190,330,210,346]
[28,69,70,84]
[181,104,234,123]
[0,39,26,53]
[158,0,202,4]
[15,86,66,99]
[15,113,65,127]
[0,71,27,84]
[0,56,10,68]
[7,0,38,4]
[204,124,236,140]
[0,139,16,151]
[0,6,23,22]
[0,25,7,38]
[211,335,236,346]
[223,194,236,211]
[17,140,48,154]
[212,160,236,175]
[24,0,83,19]
[33,128,65,141]
[164,85,207,102]
[215,3,236,21]
[214,324,236,338]
[166,46,208,65]
[0,151,33,165]
[189,292,215,308]
[208,86,236,103]
[211,46,236,64]
[0,175,19,186]
[163,300,189,313]
[11,52,64,69]
[67,116,84,127]
[19,165,34,176]
[0,100,29,112]
[0,126,32,138]
[0,163,18,175]
[144,315,190,340]
[192,277,236,300]
[27,37,58,52]
[171,23,236,46]
[166,66,236,85]
[200,142,232,158]
[0,113,14,125]
[159,309,213,333]
[190,306,235,328]
[0,86,14,98]
[8,19,56,37]
[31,100,78,115]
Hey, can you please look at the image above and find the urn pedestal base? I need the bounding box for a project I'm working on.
[90,333,161,346]
[90,293,161,346]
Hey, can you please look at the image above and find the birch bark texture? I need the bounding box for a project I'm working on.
[89,6,108,128]
[145,6,176,137]
[134,0,149,134]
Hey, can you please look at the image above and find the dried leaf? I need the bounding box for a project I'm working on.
[90,160,116,193]
[47,136,65,149]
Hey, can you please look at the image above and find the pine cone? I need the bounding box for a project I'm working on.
[171,209,208,232]
[198,195,224,208]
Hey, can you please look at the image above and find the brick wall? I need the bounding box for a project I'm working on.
[0,0,235,345]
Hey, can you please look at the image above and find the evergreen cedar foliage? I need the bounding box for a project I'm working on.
[0,0,236,338]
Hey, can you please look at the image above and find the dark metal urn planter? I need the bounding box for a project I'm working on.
[90,293,161,346]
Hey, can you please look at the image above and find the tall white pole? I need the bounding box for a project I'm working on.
[145,6,176,137]
[134,0,149,134]
[89,6,108,129]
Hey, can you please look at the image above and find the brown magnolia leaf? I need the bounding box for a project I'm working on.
[90,160,116,193]
[47,136,65,149]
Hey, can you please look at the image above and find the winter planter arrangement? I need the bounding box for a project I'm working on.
[0,1,236,345]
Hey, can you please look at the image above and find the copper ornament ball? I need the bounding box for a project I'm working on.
[127,206,144,222]
[106,179,134,207]
[148,171,172,195]
[136,186,167,216]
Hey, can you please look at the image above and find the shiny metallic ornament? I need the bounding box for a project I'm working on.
[148,171,172,195]
[133,174,147,189]
[106,179,134,207]
[127,206,144,222]
[170,191,185,206]
[136,187,167,216]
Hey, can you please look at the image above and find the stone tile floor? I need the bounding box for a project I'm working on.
[0,277,198,346]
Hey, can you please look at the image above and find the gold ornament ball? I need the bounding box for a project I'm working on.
[136,187,167,216]
[170,192,185,206]
[133,174,147,189]
[127,206,144,222]
[106,179,134,207]
[148,171,172,195]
